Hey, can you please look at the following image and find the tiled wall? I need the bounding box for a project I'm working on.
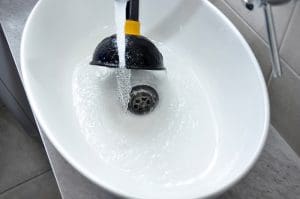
[209,0,300,155]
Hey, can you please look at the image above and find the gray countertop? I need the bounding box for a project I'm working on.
[1,0,300,198]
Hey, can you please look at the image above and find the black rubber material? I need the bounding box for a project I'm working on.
[90,34,165,70]
[245,3,254,10]
[126,0,139,21]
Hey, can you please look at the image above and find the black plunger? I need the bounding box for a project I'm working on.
[90,0,165,70]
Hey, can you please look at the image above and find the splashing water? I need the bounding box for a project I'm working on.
[116,69,131,110]
[72,45,219,187]
[114,0,131,110]
[70,0,221,190]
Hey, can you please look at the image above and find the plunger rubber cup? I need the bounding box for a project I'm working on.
[90,34,165,70]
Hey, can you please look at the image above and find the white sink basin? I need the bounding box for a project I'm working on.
[21,0,269,198]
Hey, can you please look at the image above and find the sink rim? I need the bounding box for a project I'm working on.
[20,0,270,198]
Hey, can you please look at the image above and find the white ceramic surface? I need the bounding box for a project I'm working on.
[21,0,270,198]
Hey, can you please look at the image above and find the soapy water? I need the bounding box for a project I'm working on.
[72,45,219,186]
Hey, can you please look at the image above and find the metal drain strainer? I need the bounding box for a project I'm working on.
[128,85,159,115]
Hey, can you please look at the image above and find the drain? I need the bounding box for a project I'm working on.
[128,85,159,115]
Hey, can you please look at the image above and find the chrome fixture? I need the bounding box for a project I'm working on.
[242,0,291,78]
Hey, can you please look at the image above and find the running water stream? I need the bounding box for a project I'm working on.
[114,0,127,68]
[114,0,132,110]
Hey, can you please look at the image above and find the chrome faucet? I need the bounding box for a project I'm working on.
[242,0,291,78]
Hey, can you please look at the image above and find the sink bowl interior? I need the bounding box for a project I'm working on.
[21,0,269,198]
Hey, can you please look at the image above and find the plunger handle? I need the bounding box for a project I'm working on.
[125,0,140,35]
[126,0,139,21]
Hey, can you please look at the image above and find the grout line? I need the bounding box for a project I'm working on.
[0,169,51,196]
[279,0,298,50]
[222,0,300,79]
[281,57,300,79]
[0,23,23,75]
[268,57,300,103]
[221,0,273,79]
[216,0,267,46]
[0,78,37,130]
[221,0,273,51]
[268,57,300,89]
[223,0,269,44]
[0,26,37,129]
[269,125,300,161]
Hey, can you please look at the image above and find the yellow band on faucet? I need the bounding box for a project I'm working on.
[125,20,141,36]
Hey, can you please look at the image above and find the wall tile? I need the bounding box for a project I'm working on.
[224,0,296,46]
[211,0,300,156]
[0,171,61,199]
[0,107,50,193]
[0,25,39,137]
[0,0,38,71]
[269,61,300,155]
[210,0,272,80]
[280,1,300,75]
